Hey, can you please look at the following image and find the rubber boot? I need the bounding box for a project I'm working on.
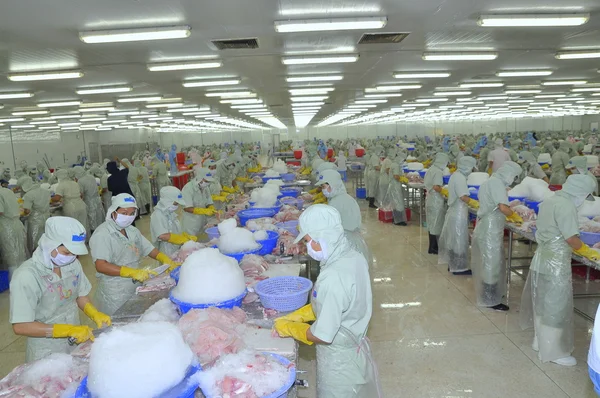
[145,204,150,214]
[431,234,439,255]
[368,197,377,209]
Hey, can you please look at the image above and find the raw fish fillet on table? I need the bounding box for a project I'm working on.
[274,205,300,222]
[275,232,306,256]
[239,254,270,277]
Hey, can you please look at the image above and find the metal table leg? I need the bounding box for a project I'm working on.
[506,229,513,299]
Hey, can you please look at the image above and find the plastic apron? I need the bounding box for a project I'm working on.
[425,190,447,236]
[366,165,379,198]
[375,169,390,208]
[154,210,182,257]
[94,231,143,316]
[25,208,49,254]
[0,215,28,275]
[471,209,507,307]
[101,174,112,213]
[26,272,80,362]
[63,196,89,239]
[438,200,470,272]
[386,177,407,224]
[519,237,574,362]
[345,229,373,269]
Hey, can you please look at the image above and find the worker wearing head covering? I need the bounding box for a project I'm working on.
[120,158,145,215]
[99,164,112,213]
[53,168,89,238]
[518,151,549,183]
[549,141,572,186]
[143,150,152,168]
[384,151,409,226]
[201,164,226,204]
[18,176,51,254]
[567,156,598,195]
[439,156,478,275]
[1,167,11,181]
[0,181,28,274]
[274,205,380,397]
[9,217,110,362]
[90,194,177,315]
[543,139,556,156]
[134,160,152,215]
[152,153,171,196]
[520,175,598,367]
[168,144,179,174]
[215,156,237,193]
[316,170,372,267]
[471,161,523,311]
[181,168,216,238]
[375,149,395,208]
[151,186,196,257]
[478,140,492,172]
[424,153,450,254]
[74,165,104,234]
[488,138,511,173]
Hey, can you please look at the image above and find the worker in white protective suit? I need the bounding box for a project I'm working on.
[375,149,394,208]
[152,153,171,196]
[18,176,51,254]
[74,166,104,234]
[122,159,145,215]
[520,174,599,367]
[518,151,549,183]
[384,151,409,226]
[52,169,89,238]
[214,157,238,194]
[9,217,111,362]
[424,153,450,255]
[181,168,216,238]
[471,161,523,312]
[366,153,381,209]
[203,160,227,203]
[438,156,478,275]
[0,184,28,275]
[488,138,511,173]
[311,158,325,180]
[135,160,152,214]
[567,156,598,195]
[90,194,177,315]
[151,186,197,257]
[274,205,381,397]
[336,152,347,182]
[549,141,572,186]
[100,163,112,213]
[315,170,372,268]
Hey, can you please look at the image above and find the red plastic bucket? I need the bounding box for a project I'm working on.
[549,185,562,191]
[355,148,365,157]
[327,148,333,159]
[176,152,185,164]
[378,209,393,223]
[293,150,302,159]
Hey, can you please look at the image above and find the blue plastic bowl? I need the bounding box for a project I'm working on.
[280,173,295,182]
[275,220,299,237]
[538,162,549,166]
[418,170,427,179]
[443,175,451,185]
[218,245,263,262]
[524,199,541,214]
[508,195,527,202]
[255,230,279,256]
[467,184,480,190]
[580,231,600,247]
[262,176,282,183]
[238,208,278,226]
[75,364,202,398]
[250,172,264,178]
[403,167,410,173]
[250,201,282,214]
[170,267,180,283]
[279,187,301,198]
[469,190,479,200]
[169,290,247,314]
[255,276,313,312]
[205,226,220,240]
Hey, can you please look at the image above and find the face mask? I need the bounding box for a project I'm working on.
[113,212,136,228]
[168,204,179,212]
[323,187,333,198]
[306,239,327,262]
[52,250,76,267]
[199,181,209,189]
[573,196,586,208]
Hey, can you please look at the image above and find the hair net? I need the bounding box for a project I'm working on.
[194,167,215,182]
[432,153,450,169]
[562,174,596,201]
[494,138,503,148]
[293,204,345,246]
[106,193,138,221]
[316,162,337,175]
[38,217,88,269]
[559,141,572,152]
[156,186,186,210]
[55,169,70,181]
[567,156,588,172]
[89,166,103,178]
[73,166,86,179]
[518,151,536,165]
[494,161,522,186]
[457,156,476,176]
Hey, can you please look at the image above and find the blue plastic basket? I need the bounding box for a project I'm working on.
[170,267,180,283]
[279,187,301,198]
[275,220,299,237]
[255,230,279,255]
[198,353,296,398]
[356,187,366,199]
[255,276,313,312]
[205,226,220,240]
[443,175,451,185]
[508,195,527,202]
[238,208,278,226]
[262,176,282,183]
[467,184,480,190]
[0,270,8,293]
[280,173,295,182]
[580,231,600,247]
[74,364,202,398]
[524,199,541,214]
[418,170,427,179]
[218,245,263,262]
[169,290,247,314]
[469,190,479,200]
[280,197,304,209]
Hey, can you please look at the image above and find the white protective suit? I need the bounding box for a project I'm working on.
[366,154,380,200]
[214,158,236,189]
[135,160,153,211]
[520,174,596,364]
[549,142,571,185]
[438,156,477,273]
[150,187,187,257]
[567,156,598,195]
[471,161,522,308]
[518,151,547,182]
[293,205,381,397]
[181,172,214,237]
[55,169,89,238]
[100,159,112,212]
[384,152,408,225]
[375,151,394,207]
[123,159,144,213]
[424,153,449,236]
[20,177,51,254]
[0,186,28,274]
[74,166,104,232]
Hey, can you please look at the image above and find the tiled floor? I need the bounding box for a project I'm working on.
[1,201,600,397]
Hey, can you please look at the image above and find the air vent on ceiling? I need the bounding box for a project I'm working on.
[211,38,259,50]
[358,32,409,45]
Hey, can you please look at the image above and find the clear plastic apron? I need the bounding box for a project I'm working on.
[438,200,470,272]
[426,190,447,235]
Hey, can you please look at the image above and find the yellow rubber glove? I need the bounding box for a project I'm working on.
[541,164,550,170]
[167,233,193,245]
[467,199,479,209]
[448,166,457,173]
[212,194,227,202]
[574,244,600,262]
[52,324,94,344]
[83,302,111,328]
[440,188,449,198]
[314,196,327,204]
[182,232,198,242]
[193,207,216,216]
[119,266,157,283]
[222,186,236,194]
[487,168,492,176]
[156,252,179,272]
[273,319,313,346]
[277,304,316,323]
[236,177,253,183]
[308,188,320,195]
[399,176,409,184]
[506,212,524,225]
[234,185,240,192]
[301,168,312,175]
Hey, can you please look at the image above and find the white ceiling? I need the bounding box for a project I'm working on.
[1,0,600,132]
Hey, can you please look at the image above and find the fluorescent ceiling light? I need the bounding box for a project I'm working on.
[30,120,56,125]
[167,107,210,113]
[80,107,115,112]
[12,110,48,116]
[422,52,498,61]
[182,111,212,116]
[478,13,589,27]
[80,117,107,121]
[220,99,263,104]
[131,114,156,119]
[572,87,600,92]
[282,54,358,65]
[148,60,222,71]
[0,92,33,99]
[393,72,450,79]
[434,91,471,96]
[505,89,542,94]
[460,82,504,88]
[556,50,600,59]
[108,111,140,116]
[0,118,24,122]
[37,101,81,108]
[274,17,387,33]
[183,79,240,87]
[364,93,403,98]
[290,107,321,111]
[7,70,83,81]
[496,70,553,77]
[205,91,255,98]
[343,107,369,111]
[347,104,376,108]
[77,86,132,95]
[286,75,343,83]
[542,80,587,86]
[48,114,81,120]
[10,124,35,129]
[289,88,334,95]
[535,94,566,98]
[146,102,184,108]
[416,98,448,102]
[291,96,328,102]
[39,126,58,130]
[80,26,191,44]
[117,96,162,103]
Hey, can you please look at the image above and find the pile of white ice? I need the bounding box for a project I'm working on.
[467,172,489,187]
[443,167,451,177]
[272,159,288,174]
[217,218,261,254]
[172,247,246,304]
[253,230,269,241]
[406,162,424,171]
[508,177,554,202]
[87,322,194,398]
[586,155,600,168]
[139,298,180,323]
[250,181,281,208]
[264,169,281,178]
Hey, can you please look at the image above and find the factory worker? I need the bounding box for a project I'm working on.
[19,160,28,175]
[74,166,104,234]
[471,161,523,312]
[567,156,598,195]
[182,168,216,238]
[122,158,144,214]
[152,152,171,196]
[274,205,380,397]
[10,217,110,362]
[424,153,450,255]
[376,149,394,208]
[478,140,492,172]
[543,139,556,156]
[439,156,478,275]
[518,151,549,183]
[90,194,177,315]
[27,166,38,181]
[52,169,89,237]
[488,138,511,173]
[336,152,347,181]
[106,160,133,197]
[143,151,152,168]
[520,175,598,367]
[311,158,325,180]
[549,141,572,186]
[151,186,197,257]
[589,305,600,393]
[1,167,11,181]
[135,160,152,215]
[366,153,381,209]
[18,176,51,254]
[100,164,112,213]
[386,151,409,226]
[215,157,237,193]
[0,179,8,189]
[316,170,372,267]
[0,182,28,274]
[168,144,179,174]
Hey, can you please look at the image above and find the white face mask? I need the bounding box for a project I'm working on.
[323,186,333,198]
[113,212,136,228]
[306,239,327,262]
[199,181,209,189]
[168,204,179,212]
[51,250,76,267]
[573,196,586,208]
